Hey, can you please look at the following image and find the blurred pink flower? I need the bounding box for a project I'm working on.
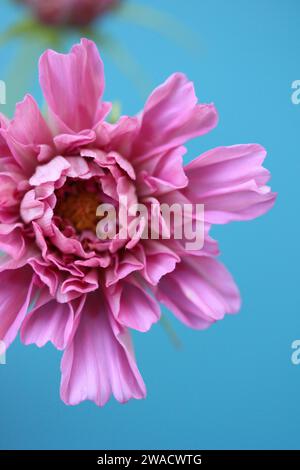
[20,0,120,26]
[0,39,276,406]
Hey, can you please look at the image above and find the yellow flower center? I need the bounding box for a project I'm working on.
[55,188,100,233]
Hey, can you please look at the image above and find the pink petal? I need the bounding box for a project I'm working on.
[105,252,144,287]
[133,241,180,285]
[184,144,277,223]
[133,73,218,159]
[20,190,45,224]
[0,95,53,175]
[0,224,38,271]
[56,270,99,303]
[29,155,70,186]
[39,39,106,133]
[0,171,23,209]
[0,223,25,258]
[21,288,77,350]
[136,146,188,196]
[60,291,146,406]
[101,116,139,159]
[156,256,241,329]
[107,280,161,332]
[0,267,36,347]
[54,129,96,153]
[49,224,94,259]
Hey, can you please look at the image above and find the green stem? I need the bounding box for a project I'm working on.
[160,314,182,350]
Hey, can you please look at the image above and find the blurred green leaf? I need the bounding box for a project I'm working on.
[160,314,182,350]
[118,2,201,56]
[2,40,45,117]
[0,18,63,48]
[109,101,122,123]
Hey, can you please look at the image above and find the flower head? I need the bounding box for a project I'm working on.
[0,39,276,406]
[20,0,120,26]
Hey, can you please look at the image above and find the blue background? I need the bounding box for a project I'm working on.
[0,0,298,450]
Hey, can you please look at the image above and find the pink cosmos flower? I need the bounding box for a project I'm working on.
[0,39,276,406]
[20,0,120,26]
